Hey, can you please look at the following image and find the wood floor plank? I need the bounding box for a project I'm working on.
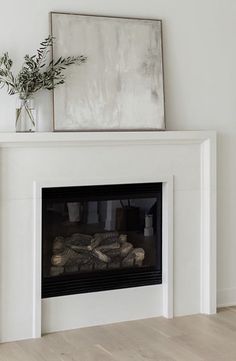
[43,331,115,361]
[1,308,236,360]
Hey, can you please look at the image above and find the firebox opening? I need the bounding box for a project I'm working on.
[42,183,162,298]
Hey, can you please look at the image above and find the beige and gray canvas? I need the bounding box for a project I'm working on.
[52,13,165,131]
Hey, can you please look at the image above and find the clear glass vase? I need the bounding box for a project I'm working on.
[15,97,36,132]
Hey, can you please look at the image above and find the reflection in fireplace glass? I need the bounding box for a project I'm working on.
[45,198,158,276]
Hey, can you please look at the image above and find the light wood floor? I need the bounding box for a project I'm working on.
[1,307,236,361]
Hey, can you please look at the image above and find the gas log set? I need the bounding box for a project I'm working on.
[50,231,145,276]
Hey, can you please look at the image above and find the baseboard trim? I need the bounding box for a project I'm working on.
[217,288,236,308]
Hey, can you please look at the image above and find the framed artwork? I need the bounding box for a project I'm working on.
[51,12,165,131]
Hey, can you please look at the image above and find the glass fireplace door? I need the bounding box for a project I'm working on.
[42,183,162,297]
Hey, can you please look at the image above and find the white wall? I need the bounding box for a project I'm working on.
[0,0,235,305]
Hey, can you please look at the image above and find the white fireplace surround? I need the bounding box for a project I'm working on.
[0,131,216,342]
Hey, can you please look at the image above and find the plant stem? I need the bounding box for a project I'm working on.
[15,106,22,128]
[25,103,35,127]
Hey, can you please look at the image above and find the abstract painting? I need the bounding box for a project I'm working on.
[51,13,165,131]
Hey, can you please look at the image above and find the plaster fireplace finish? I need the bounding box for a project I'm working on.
[0,131,216,342]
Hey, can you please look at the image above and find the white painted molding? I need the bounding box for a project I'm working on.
[33,175,174,336]
[162,178,174,318]
[200,135,217,314]
[32,182,43,338]
[0,130,216,147]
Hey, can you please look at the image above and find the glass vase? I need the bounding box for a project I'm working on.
[15,97,36,132]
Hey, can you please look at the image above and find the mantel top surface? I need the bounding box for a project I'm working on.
[0,130,216,146]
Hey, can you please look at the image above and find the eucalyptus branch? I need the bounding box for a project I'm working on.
[36,36,54,67]
[0,36,87,100]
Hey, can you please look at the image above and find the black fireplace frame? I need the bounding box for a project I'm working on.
[42,182,162,298]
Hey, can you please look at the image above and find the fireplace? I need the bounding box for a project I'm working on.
[0,132,216,341]
[42,182,162,298]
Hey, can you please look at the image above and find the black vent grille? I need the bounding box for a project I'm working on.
[42,268,161,298]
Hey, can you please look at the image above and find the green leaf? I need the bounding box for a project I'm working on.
[0,35,87,97]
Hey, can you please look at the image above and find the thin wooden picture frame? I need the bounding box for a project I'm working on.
[51,12,166,132]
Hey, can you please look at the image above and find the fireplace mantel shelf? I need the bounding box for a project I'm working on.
[0,130,216,147]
